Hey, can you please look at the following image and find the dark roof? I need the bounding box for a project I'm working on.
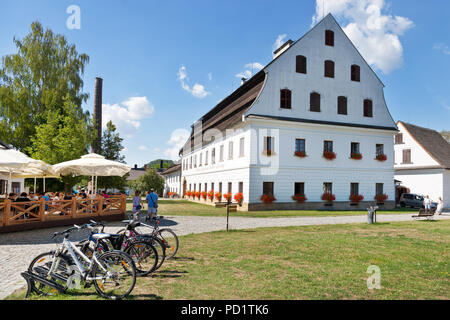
[399,121,450,169]
[181,70,266,155]
[126,169,147,181]
[161,164,181,175]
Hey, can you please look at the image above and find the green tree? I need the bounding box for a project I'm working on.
[0,21,90,152]
[28,95,95,191]
[129,169,164,195]
[97,121,128,191]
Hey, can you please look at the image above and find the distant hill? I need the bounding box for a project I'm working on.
[146,159,175,169]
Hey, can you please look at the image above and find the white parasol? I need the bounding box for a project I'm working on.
[53,153,131,194]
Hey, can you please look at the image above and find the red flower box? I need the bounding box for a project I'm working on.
[375,154,387,162]
[294,151,307,158]
[260,194,276,204]
[374,194,388,203]
[201,191,207,200]
[349,194,364,203]
[323,151,337,160]
[234,192,244,205]
[185,191,192,198]
[292,194,307,203]
[224,192,233,202]
[350,153,363,160]
[195,191,201,199]
[207,190,214,201]
[215,192,222,201]
[321,193,336,202]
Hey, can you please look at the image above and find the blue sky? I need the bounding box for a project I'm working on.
[0,0,449,166]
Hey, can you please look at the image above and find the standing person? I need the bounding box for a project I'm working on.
[423,195,432,211]
[436,197,444,215]
[145,188,159,220]
[132,191,143,218]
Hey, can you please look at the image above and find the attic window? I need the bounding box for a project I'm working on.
[324,60,335,78]
[337,96,347,115]
[351,65,360,82]
[296,55,307,74]
[325,30,334,46]
[310,92,321,112]
[364,99,373,117]
[280,89,292,109]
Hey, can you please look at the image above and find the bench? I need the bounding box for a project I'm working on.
[412,208,436,220]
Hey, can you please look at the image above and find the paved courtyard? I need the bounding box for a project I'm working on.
[1,213,449,299]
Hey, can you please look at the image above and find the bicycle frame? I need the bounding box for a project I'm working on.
[50,237,111,282]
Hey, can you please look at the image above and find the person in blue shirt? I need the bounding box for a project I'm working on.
[145,188,158,219]
[41,192,50,211]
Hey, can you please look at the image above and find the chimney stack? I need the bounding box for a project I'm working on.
[92,77,103,154]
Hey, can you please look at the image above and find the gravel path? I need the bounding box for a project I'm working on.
[1,213,449,299]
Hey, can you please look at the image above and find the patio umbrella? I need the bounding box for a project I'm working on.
[11,164,59,193]
[0,149,46,194]
[53,153,131,194]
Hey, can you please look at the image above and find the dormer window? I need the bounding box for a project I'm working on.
[280,89,292,109]
[351,65,360,82]
[325,30,334,46]
[296,55,307,74]
[324,60,335,78]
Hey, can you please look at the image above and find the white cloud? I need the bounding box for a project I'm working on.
[235,62,264,80]
[102,96,155,138]
[312,0,413,74]
[153,147,161,152]
[164,128,190,161]
[138,145,149,151]
[177,65,210,99]
[433,43,450,55]
[273,34,287,52]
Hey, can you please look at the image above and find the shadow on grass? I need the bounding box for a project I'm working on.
[171,256,195,261]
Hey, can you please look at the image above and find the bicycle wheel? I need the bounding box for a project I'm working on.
[143,236,166,270]
[158,228,179,260]
[92,251,136,300]
[125,240,158,276]
[28,251,73,296]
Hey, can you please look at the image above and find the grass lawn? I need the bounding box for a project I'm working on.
[127,199,415,218]
[8,220,449,300]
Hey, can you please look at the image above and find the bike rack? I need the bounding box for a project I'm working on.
[21,271,66,298]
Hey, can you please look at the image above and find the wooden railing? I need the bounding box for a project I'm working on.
[0,195,127,229]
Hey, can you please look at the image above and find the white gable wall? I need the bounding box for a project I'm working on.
[247,15,395,129]
[394,122,440,168]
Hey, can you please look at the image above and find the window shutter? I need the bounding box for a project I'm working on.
[324,60,335,78]
[310,92,321,112]
[364,99,373,117]
[325,30,334,46]
[338,96,347,115]
[296,55,307,74]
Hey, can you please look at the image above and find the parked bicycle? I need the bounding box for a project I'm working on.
[76,221,159,276]
[28,224,137,300]
[125,212,179,260]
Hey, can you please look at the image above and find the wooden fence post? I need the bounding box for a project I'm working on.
[121,194,126,214]
[3,199,10,227]
[71,198,76,218]
[97,196,103,216]
[39,198,46,222]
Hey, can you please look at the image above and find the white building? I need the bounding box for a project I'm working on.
[0,140,25,195]
[394,121,450,209]
[180,14,397,210]
[161,164,181,197]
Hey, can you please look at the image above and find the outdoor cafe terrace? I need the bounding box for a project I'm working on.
[0,194,127,233]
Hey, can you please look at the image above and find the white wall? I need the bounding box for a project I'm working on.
[442,170,450,208]
[247,119,395,203]
[394,122,440,168]
[247,15,396,129]
[0,174,24,194]
[164,172,181,195]
[395,169,444,205]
